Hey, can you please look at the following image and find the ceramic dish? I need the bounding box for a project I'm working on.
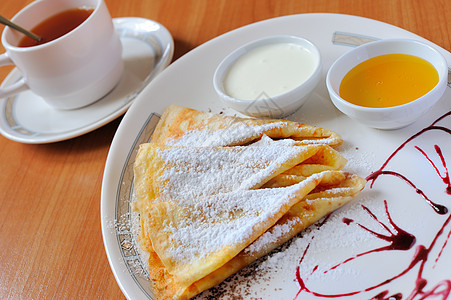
[213,35,322,118]
[326,38,448,129]
[0,17,174,143]
[101,13,451,300]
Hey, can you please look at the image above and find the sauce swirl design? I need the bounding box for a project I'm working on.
[294,111,451,299]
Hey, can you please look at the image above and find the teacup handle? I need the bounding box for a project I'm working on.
[0,52,29,99]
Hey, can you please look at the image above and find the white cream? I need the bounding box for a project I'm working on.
[223,42,318,100]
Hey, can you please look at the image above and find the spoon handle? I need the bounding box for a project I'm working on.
[0,15,42,42]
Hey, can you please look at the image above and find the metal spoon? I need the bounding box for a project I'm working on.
[0,15,42,42]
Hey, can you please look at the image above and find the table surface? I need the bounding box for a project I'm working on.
[0,0,450,298]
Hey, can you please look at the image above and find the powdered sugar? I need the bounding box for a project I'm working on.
[167,121,285,147]
[268,198,378,277]
[251,134,296,147]
[338,142,377,176]
[166,118,339,148]
[245,217,302,255]
[156,141,317,201]
[156,176,319,265]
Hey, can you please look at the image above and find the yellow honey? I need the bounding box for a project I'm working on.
[339,54,439,108]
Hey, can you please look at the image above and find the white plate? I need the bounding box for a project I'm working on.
[0,17,174,144]
[101,13,451,300]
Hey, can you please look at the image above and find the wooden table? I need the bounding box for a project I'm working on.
[0,0,449,298]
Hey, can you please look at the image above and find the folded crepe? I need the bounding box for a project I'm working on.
[133,138,347,210]
[133,105,365,300]
[144,172,329,288]
[138,171,365,300]
[151,105,343,147]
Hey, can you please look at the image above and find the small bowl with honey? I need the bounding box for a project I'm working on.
[326,39,448,129]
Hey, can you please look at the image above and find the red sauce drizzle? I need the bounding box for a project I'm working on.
[415,145,451,195]
[366,111,451,214]
[371,290,403,300]
[294,111,451,300]
[325,200,415,274]
[342,217,354,225]
[295,213,451,299]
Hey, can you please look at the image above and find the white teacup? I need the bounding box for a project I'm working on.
[0,0,123,110]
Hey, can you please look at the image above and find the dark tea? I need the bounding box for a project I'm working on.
[18,7,94,47]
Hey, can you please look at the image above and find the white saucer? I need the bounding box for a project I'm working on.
[0,17,174,144]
